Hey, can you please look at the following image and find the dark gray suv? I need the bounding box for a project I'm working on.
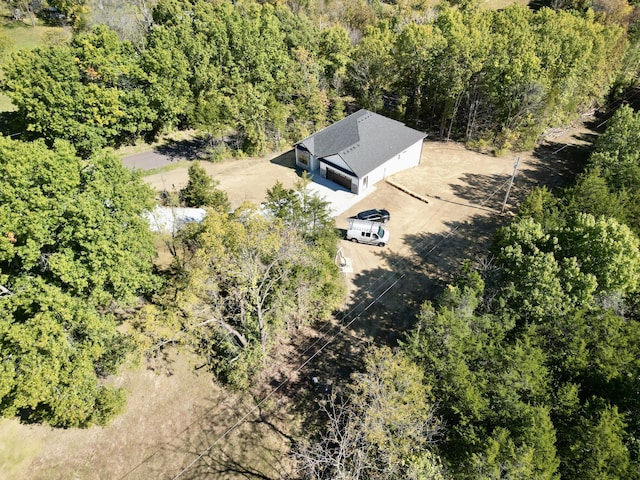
[355,209,390,223]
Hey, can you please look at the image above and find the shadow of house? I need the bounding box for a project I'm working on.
[269,149,297,169]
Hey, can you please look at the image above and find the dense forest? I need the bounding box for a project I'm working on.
[1,0,634,156]
[1,0,640,477]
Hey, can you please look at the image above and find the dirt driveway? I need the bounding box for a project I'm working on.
[144,128,592,345]
[2,125,594,480]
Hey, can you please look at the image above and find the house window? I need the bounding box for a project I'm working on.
[298,150,310,167]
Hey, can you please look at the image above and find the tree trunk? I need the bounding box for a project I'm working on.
[447,92,463,141]
[190,317,249,348]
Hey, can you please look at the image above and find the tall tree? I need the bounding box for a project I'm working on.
[0,279,127,427]
[161,200,343,389]
[179,161,229,210]
[296,347,447,480]
[348,22,397,112]
[0,137,155,426]
[0,138,157,305]
[2,26,155,156]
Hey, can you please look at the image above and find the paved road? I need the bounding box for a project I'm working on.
[121,150,178,171]
[122,138,207,170]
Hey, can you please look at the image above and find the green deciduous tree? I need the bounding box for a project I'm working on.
[0,138,157,305]
[348,22,397,112]
[480,6,546,148]
[560,213,640,294]
[2,25,156,156]
[394,22,446,127]
[532,8,624,126]
[146,0,337,153]
[579,104,640,235]
[0,137,153,426]
[0,278,127,427]
[492,213,639,322]
[162,199,343,389]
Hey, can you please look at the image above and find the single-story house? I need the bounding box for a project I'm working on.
[294,109,426,194]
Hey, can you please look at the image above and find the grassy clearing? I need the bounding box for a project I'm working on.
[3,350,296,480]
[140,159,191,177]
[0,420,43,479]
[1,22,66,52]
[0,93,15,112]
[0,22,69,113]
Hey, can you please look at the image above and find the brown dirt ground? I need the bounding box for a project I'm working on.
[0,120,596,479]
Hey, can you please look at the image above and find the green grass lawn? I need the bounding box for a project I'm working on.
[0,93,15,112]
[1,21,66,52]
[0,21,68,112]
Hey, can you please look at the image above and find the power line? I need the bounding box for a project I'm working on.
[117,177,504,479]
[121,88,640,478]
[165,177,513,480]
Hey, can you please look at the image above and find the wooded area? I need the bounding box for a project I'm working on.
[1,0,634,155]
[1,0,640,477]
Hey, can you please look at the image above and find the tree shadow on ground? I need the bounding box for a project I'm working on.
[245,116,605,470]
[448,120,601,214]
[285,211,509,402]
[155,137,209,161]
[445,122,602,222]
[266,211,511,459]
[447,171,515,213]
[144,393,293,480]
[526,113,609,191]
[521,140,593,190]
[343,212,507,344]
[0,111,22,138]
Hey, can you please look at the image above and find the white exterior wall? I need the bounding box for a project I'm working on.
[354,165,385,194]
[323,154,350,170]
[386,139,423,175]
[353,140,424,194]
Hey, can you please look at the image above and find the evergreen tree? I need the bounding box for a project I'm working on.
[179,161,229,210]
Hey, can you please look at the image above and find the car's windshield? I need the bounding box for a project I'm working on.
[377,226,385,237]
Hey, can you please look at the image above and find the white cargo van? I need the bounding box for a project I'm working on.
[346,219,390,246]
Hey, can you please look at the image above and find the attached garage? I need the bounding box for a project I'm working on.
[325,167,353,190]
[294,109,426,194]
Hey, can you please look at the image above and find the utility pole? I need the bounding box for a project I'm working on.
[501,157,520,215]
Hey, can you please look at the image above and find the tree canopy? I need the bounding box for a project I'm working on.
[1,0,633,153]
[392,110,640,477]
[0,136,157,426]
[142,180,344,389]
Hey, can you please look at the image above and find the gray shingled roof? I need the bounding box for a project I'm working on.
[296,110,426,177]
